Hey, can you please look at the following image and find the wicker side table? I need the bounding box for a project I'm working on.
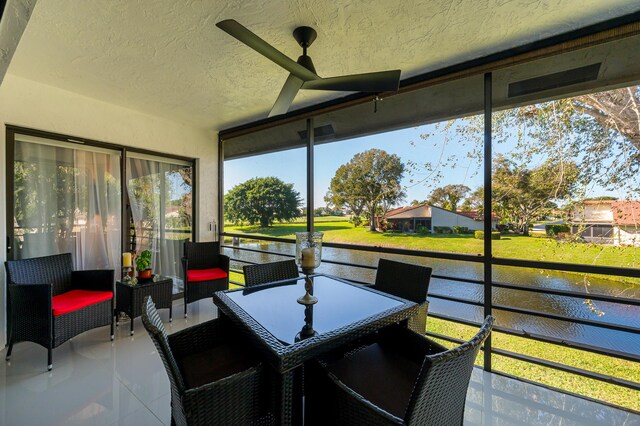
[116,275,173,335]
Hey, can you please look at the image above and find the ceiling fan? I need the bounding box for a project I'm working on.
[216,20,402,117]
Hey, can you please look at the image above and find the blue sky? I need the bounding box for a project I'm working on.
[225,122,486,207]
[224,119,617,208]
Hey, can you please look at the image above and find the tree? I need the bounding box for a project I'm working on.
[461,186,484,212]
[224,177,301,227]
[325,149,405,231]
[492,87,640,193]
[415,86,640,201]
[492,155,579,235]
[428,184,470,211]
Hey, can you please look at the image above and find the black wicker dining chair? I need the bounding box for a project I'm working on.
[305,316,494,426]
[372,258,432,334]
[182,241,229,318]
[243,259,299,287]
[4,253,115,370]
[142,296,276,426]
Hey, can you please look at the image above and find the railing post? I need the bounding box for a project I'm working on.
[483,72,493,372]
[306,118,314,233]
[218,135,225,242]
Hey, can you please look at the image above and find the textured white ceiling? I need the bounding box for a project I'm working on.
[6,0,640,131]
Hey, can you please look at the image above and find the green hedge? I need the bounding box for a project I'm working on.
[452,226,467,234]
[474,230,501,240]
[433,226,453,234]
[416,225,430,235]
[545,224,571,236]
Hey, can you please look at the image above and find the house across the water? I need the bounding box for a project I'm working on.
[383,203,500,233]
[572,200,640,246]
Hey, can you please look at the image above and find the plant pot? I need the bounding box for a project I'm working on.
[138,269,152,280]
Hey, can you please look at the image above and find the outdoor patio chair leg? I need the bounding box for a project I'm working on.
[47,348,52,371]
[184,297,188,318]
[5,341,13,361]
[130,318,134,336]
[111,301,115,340]
[169,305,172,322]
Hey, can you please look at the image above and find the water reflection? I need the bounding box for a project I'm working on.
[223,241,640,354]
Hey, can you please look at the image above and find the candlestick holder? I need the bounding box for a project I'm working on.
[122,266,132,283]
[297,270,318,305]
[295,232,323,305]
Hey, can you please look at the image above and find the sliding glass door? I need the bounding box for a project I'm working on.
[126,153,193,292]
[8,128,196,295]
[11,134,121,270]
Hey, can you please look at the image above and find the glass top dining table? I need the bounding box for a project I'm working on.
[213,274,418,425]
[224,274,407,345]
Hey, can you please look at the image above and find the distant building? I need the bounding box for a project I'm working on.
[572,200,640,245]
[383,203,499,233]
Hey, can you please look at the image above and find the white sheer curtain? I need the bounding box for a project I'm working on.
[14,137,121,270]
[126,155,192,289]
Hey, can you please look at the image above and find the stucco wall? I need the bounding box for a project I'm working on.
[0,74,218,345]
[618,226,640,246]
[431,206,484,231]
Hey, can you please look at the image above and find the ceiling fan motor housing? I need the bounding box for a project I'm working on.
[293,26,317,48]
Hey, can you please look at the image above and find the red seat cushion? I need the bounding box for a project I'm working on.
[52,290,113,317]
[187,268,228,283]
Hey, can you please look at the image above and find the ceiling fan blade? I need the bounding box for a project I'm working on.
[269,74,304,117]
[216,20,319,82]
[302,70,401,92]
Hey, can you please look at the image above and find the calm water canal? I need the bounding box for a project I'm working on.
[223,241,640,356]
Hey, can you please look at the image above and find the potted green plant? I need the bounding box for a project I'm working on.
[135,250,153,280]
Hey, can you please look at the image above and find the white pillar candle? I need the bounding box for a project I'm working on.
[122,252,132,268]
[301,247,315,268]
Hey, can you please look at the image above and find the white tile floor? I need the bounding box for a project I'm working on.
[0,298,638,426]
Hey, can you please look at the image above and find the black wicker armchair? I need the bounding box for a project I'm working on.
[373,259,432,334]
[4,253,115,370]
[142,296,276,426]
[243,260,299,287]
[182,241,229,318]
[305,316,494,426]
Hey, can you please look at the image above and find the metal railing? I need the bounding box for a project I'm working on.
[222,232,640,401]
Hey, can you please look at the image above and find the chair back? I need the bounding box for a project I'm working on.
[141,296,187,418]
[406,316,494,426]
[374,259,432,304]
[5,253,74,296]
[183,241,220,270]
[243,260,299,287]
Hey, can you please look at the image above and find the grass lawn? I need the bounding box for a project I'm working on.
[225,219,640,272]
[427,317,640,411]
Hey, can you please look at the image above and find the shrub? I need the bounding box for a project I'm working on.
[545,224,571,236]
[416,225,430,235]
[433,226,453,234]
[474,231,501,240]
[453,226,469,234]
[349,215,363,227]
